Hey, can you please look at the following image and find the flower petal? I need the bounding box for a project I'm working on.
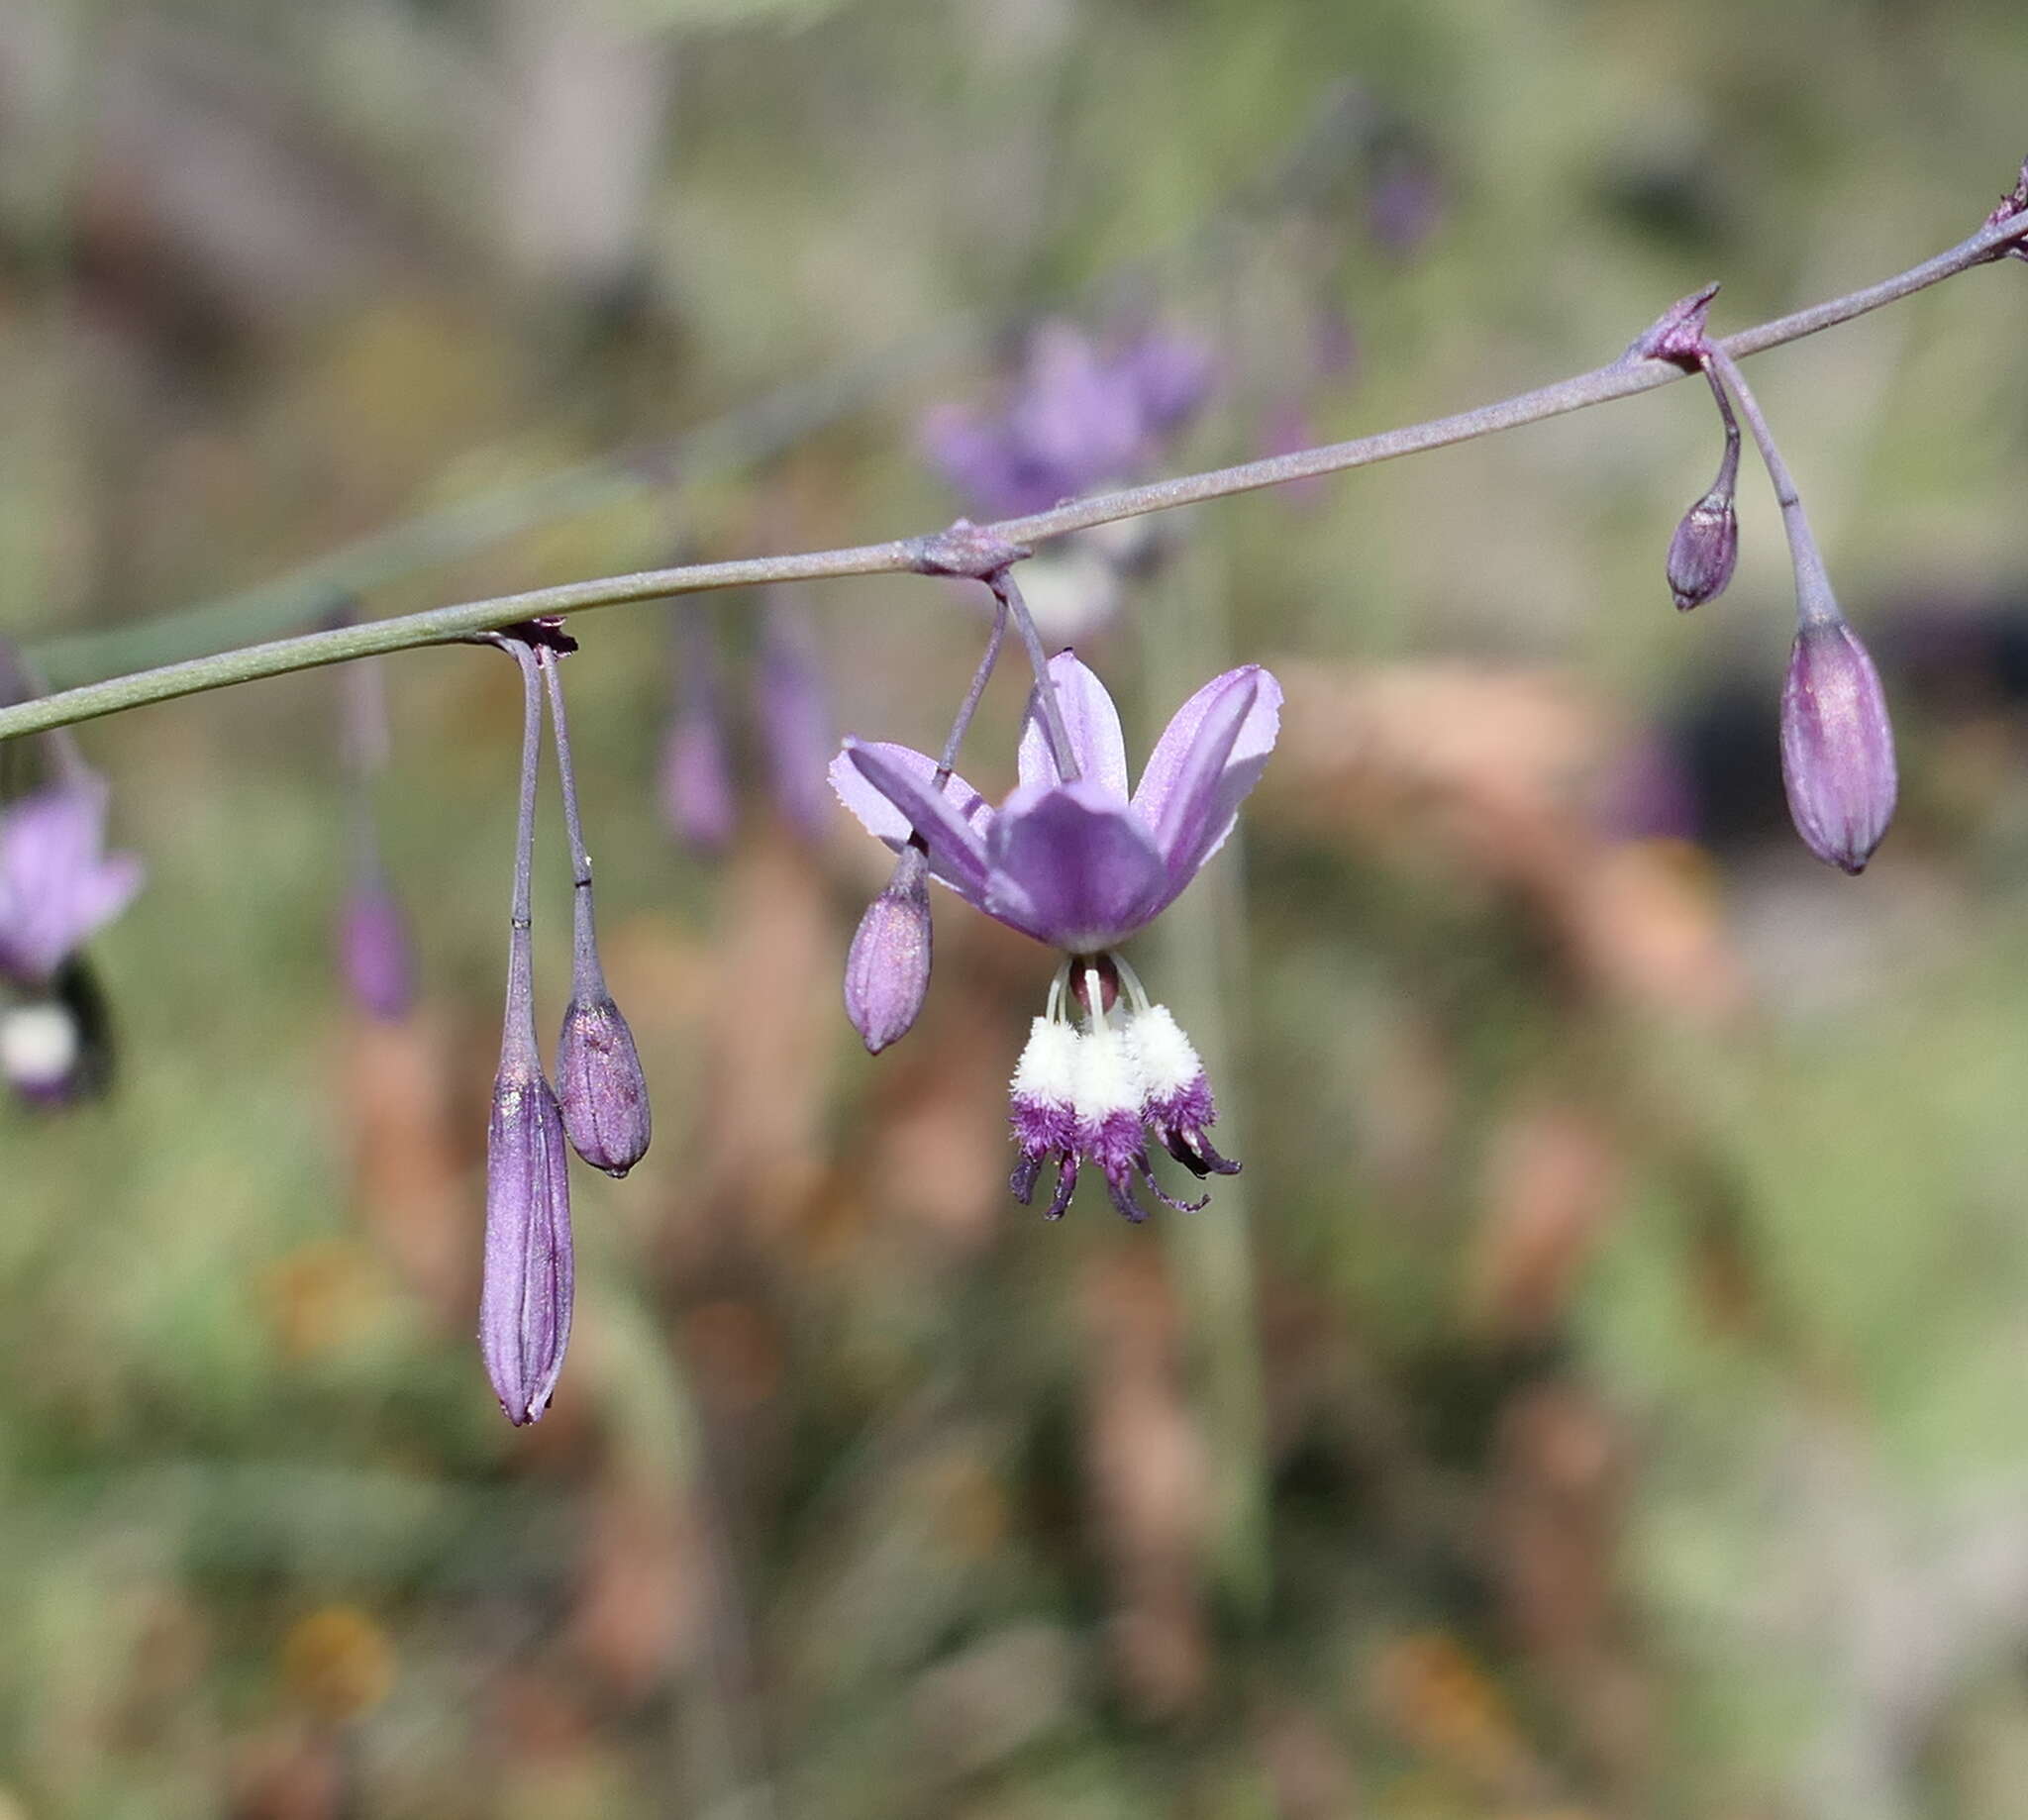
[1017,652,1130,797]
[0,781,144,983]
[1131,665,1281,895]
[833,740,991,898]
[983,780,1170,951]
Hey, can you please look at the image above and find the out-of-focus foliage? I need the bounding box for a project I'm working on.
[2,0,2028,1815]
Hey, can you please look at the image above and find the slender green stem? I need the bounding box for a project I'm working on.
[0,205,2021,748]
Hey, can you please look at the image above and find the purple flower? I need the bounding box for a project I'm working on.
[922,321,1215,521]
[1780,617,1897,873]
[831,653,1278,1220]
[0,776,144,987]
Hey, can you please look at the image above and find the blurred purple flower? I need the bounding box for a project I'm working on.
[340,871,416,1022]
[0,775,144,987]
[923,320,1216,520]
[832,652,1276,1220]
[661,613,737,854]
[755,597,837,843]
[1367,151,1446,254]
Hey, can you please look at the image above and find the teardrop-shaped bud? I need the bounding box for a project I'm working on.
[1667,489,1738,611]
[555,992,652,1176]
[1779,617,1897,874]
[843,844,932,1055]
[479,1056,574,1426]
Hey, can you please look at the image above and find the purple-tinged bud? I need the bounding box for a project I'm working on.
[1667,489,1739,611]
[339,873,415,1021]
[479,1054,575,1426]
[843,843,932,1055]
[556,991,651,1176]
[1779,617,1898,874]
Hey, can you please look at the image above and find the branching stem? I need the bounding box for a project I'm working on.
[0,204,2021,747]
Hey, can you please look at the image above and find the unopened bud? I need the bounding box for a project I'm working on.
[556,992,652,1176]
[844,844,932,1054]
[1667,489,1738,611]
[479,1057,574,1426]
[1779,617,1897,874]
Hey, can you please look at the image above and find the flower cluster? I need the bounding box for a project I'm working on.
[833,641,1278,1221]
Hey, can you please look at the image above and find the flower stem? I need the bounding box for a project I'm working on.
[2,203,2022,746]
[498,639,545,1070]
[991,568,1081,783]
[934,591,1008,784]
[1701,360,1742,495]
[539,649,606,999]
[1706,346,1841,627]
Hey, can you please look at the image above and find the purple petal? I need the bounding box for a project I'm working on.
[0,782,145,984]
[1009,323,1145,491]
[1131,665,1281,892]
[983,780,1171,951]
[1017,652,1130,796]
[834,741,991,899]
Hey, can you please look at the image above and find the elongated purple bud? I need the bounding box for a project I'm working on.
[844,844,932,1054]
[1779,617,1897,873]
[340,872,415,1021]
[480,1056,575,1425]
[1667,490,1738,611]
[556,990,651,1175]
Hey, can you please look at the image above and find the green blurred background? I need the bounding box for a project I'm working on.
[3,0,2028,1814]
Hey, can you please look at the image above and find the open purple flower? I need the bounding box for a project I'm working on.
[831,653,1278,1221]
[0,775,144,988]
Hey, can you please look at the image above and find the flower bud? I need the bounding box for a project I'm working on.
[555,992,652,1176]
[480,1057,574,1426]
[843,844,932,1054]
[1666,488,1738,611]
[1779,617,1897,874]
